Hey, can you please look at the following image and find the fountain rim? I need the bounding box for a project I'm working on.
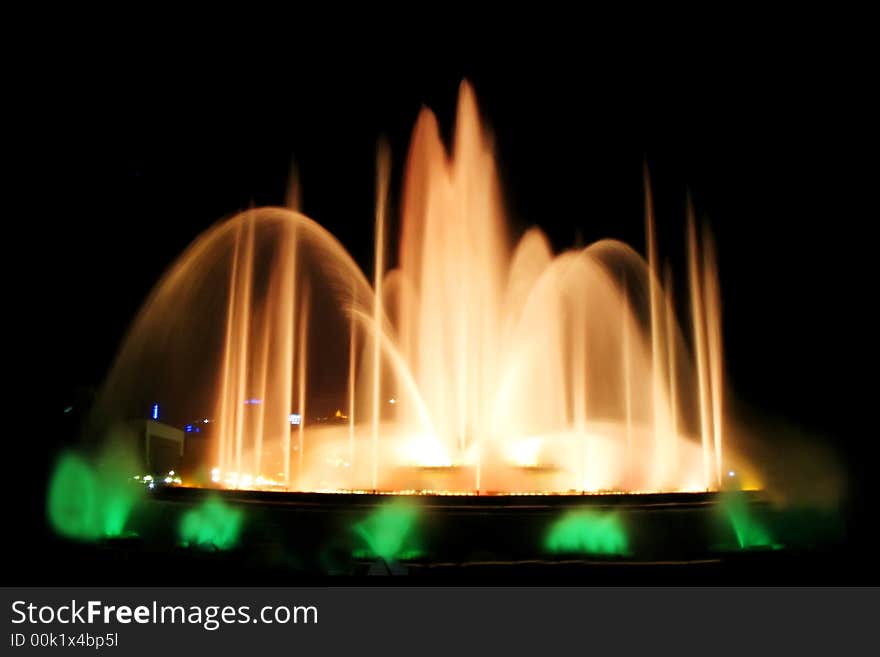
[152,486,760,512]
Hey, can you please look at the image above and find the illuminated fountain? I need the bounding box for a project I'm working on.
[94,82,758,495]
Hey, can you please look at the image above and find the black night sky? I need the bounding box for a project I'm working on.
[13,23,875,582]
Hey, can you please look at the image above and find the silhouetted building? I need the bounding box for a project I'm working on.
[131,419,184,473]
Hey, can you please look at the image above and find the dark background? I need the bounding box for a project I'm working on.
[11,21,874,582]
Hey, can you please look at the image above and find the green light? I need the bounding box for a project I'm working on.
[721,492,779,550]
[352,500,423,561]
[544,509,629,556]
[47,453,101,541]
[47,450,142,541]
[179,497,243,550]
[95,447,142,537]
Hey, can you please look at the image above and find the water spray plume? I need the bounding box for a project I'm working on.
[348,280,357,465]
[47,454,100,541]
[545,510,629,556]
[687,201,716,490]
[352,499,423,562]
[720,491,778,550]
[702,226,725,487]
[47,449,143,541]
[644,168,672,489]
[297,279,310,483]
[93,80,744,495]
[372,141,390,492]
[179,497,244,550]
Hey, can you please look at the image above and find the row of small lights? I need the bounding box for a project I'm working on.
[133,471,182,489]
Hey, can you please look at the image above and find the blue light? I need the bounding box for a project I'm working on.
[244,398,262,405]
[195,427,200,433]
[185,424,193,432]
[151,403,159,420]
[289,413,302,426]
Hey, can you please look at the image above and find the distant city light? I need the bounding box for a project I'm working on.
[203,418,209,423]
[185,424,193,432]
[63,406,73,414]
[151,403,160,420]
[244,399,262,405]
[389,398,397,405]
[289,413,302,426]
[728,470,735,477]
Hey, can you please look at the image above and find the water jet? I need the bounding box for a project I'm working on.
[93,82,754,500]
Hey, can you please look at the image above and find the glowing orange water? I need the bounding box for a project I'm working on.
[95,81,748,494]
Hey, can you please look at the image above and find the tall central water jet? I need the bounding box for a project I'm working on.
[94,81,746,495]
